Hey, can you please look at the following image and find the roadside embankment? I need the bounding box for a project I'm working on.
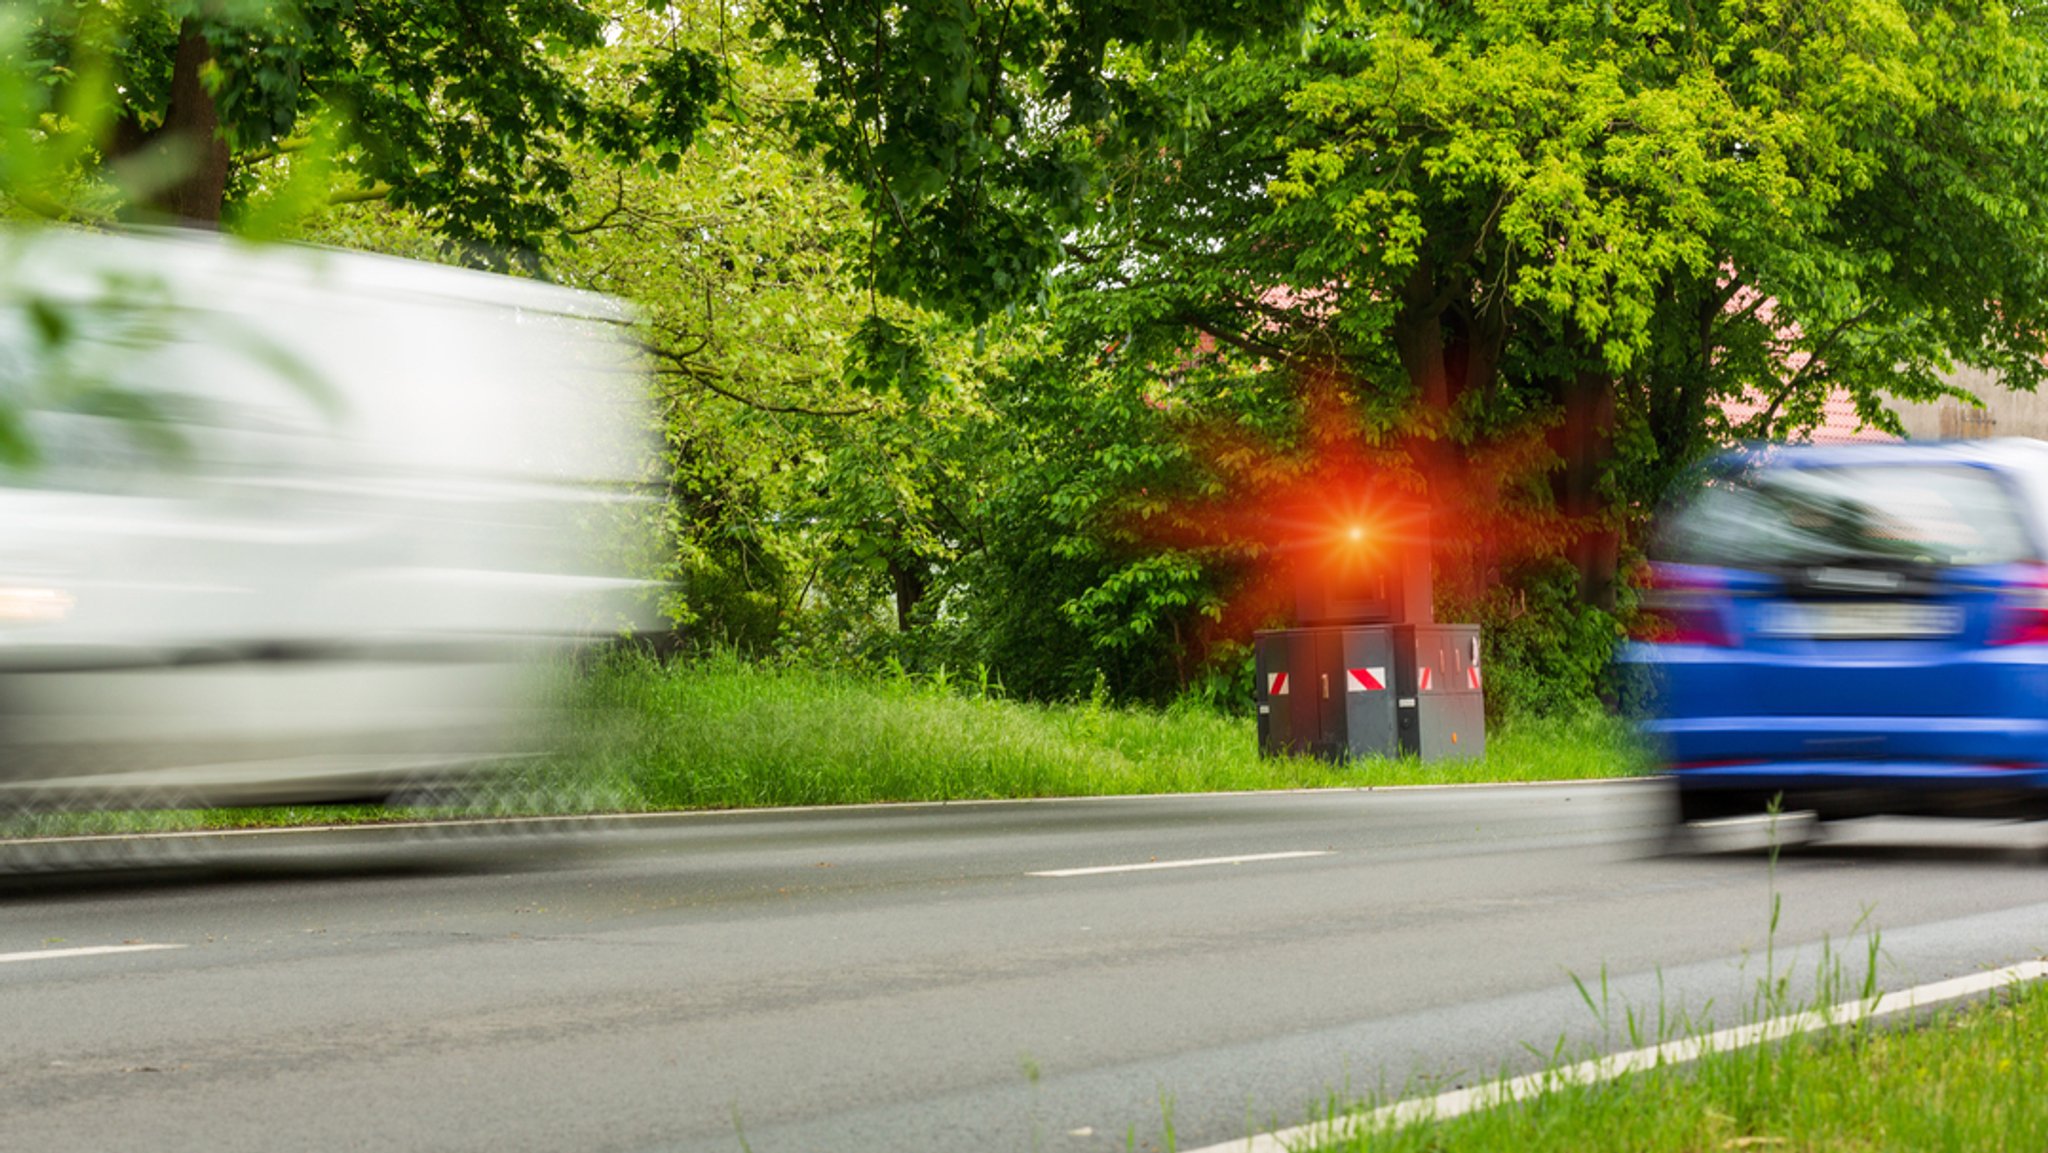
[7,653,1652,837]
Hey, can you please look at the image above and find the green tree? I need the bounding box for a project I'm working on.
[757,0,1306,320]
[1271,0,2048,603]
[509,1,1009,653]
[23,0,719,266]
[941,0,2048,706]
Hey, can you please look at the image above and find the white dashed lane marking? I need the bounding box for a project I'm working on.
[0,944,185,965]
[1029,850,1332,878]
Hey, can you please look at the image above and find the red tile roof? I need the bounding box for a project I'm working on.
[1720,390,1899,445]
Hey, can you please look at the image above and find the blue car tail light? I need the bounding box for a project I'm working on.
[1990,564,2048,646]
[1632,562,1734,647]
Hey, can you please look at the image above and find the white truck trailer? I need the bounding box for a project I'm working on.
[0,226,656,813]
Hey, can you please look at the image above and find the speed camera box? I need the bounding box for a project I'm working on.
[1254,624,1484,763]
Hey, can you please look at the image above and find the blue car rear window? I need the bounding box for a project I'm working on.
[1655,464,2036,568]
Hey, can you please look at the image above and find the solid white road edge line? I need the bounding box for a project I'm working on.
[1029,850,1331,878]
[0,943,185,965]
[1183,958,2048,1153]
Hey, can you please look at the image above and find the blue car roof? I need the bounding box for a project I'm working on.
[1711,438,2048,472]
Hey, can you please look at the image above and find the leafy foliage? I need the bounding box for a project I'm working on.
[22,0,722,265]
[756,0,1307,320]
[930,0,2048,708]
[26,0,2048,719]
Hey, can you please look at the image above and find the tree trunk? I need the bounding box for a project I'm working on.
[1556,366,1619,611]
[889,554,927,632]
[1391,258,1450,412]
[150,17,232,226]
[1390,278,1513,610]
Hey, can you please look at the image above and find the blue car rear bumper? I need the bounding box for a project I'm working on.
[1641,714,2048,765]
[1666,760,2048,821]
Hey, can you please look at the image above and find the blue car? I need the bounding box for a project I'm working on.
[1617,439,2048,829]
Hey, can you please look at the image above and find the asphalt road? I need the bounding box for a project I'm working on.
[6,782,2048,1153]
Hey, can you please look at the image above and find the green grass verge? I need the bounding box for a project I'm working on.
[1308,979,2048,1151]
[575,653,1649,808]
[4,653,1651,835]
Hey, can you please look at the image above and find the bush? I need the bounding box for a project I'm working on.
[1449,560,1627,722]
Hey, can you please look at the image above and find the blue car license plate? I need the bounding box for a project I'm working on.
[1755,600,1964,639]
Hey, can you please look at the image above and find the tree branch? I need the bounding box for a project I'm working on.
[689,374,878,417]
[241,136,314,165]
[644,342,877,417]
[565,170,631,236]
[328,183,393,206]
[1172,311,1299,366]
[1752,304,1878,430]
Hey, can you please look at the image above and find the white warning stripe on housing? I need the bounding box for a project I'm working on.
[1182,959,2048,1153]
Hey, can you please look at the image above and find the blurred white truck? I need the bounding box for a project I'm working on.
[0,227,656,812]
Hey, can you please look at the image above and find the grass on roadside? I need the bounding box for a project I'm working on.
[1302,976,2048,1152]
[4,651,1652,836]
[1286,841,2034,1153]
[562,652,1651,809]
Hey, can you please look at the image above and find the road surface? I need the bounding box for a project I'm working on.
[5,781,2048,1152]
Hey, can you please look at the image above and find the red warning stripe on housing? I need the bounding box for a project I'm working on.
[1346,667,1386,692]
